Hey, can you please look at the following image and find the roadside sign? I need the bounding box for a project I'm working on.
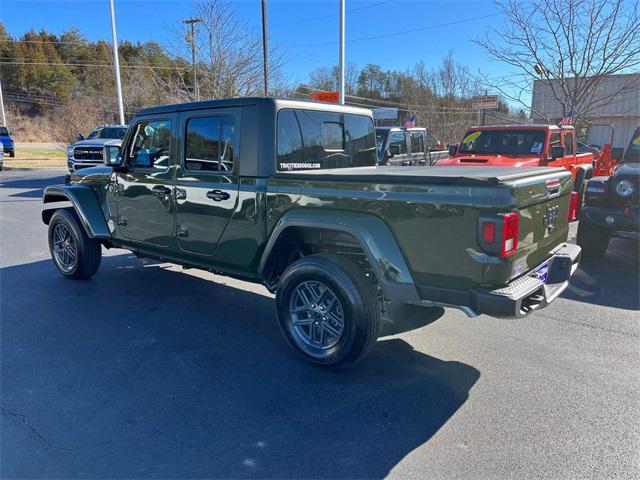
[472,95,499,110]
[372,107,398,120]
[310,91,340,103]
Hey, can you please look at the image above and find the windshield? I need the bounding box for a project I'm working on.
[87,127,127,140]
[622,127,640,163]
[0,127,9,136]
[458,129,546,156]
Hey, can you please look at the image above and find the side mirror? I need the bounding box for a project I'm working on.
[389,144,402,156]
[76,133,84,141]
[550,145,565,160]
[448,144,458,156]
[103,145,123,167]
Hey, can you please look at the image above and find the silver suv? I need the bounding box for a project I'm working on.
[67,125,128,172]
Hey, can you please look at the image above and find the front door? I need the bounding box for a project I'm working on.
[387,131,411,166]
[173,109,240,257]
[115,117,176,247]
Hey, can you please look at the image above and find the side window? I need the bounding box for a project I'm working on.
[410,132,425,153]
[184,116,235,172]
[564,132,574,155]
[277,109,376,170]
[277,110,304,168]
[549,132,562,150]
[128,120,172,170]
[389,132,407,154]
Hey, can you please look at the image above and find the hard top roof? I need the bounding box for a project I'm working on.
[466,124,574,130]
[136,96,373,117]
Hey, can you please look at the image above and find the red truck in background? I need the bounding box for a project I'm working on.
[437,125,599,212]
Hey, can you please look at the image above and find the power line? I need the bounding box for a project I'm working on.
[0,59,187,71]
[289,13,502,48]
[0,38,185,49]
[271,0,390,27]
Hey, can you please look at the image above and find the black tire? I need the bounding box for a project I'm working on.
[577,219,610,257]
[275,253,380,367]
[48,209,102,279]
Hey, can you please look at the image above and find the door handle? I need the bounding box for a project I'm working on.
[206,190,230,201]
[152,185,172,197]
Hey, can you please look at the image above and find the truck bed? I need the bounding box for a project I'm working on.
[275,165,568,185]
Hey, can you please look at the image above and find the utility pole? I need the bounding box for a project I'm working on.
[183,17,203,101]
[0,75,6,126]
[109,0,125,125]
[338,0,345,104]
[261,0,269,96]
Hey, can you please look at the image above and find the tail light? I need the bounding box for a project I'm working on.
[567,191,579,222]
[501,213,519,257]
[479,213,519,258]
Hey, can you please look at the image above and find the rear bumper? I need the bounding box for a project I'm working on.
[582,205,639,232]
[417,243,581,318]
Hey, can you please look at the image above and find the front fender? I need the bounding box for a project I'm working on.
[42,185,111,240]
[260,209,420,302]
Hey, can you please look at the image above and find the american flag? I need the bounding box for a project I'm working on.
[559,108,573,126]
[403,114,416,127]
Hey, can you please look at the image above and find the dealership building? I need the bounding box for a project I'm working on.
[531,73,640,155]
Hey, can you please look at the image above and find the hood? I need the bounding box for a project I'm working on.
[70,165,113,184]
[614,162,640,177]
[70,138,122,148]
[0,136,14,145]
[436,154,542,167]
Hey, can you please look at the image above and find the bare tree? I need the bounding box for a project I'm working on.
[476,0,640,125]
[166,0,287,100]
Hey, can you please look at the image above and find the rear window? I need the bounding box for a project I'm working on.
[0,127,9,136]
[277,109,376,171]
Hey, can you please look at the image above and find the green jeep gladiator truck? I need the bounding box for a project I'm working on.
[42,98,581,367]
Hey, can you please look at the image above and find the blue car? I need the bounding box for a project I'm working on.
[0,126,15,158]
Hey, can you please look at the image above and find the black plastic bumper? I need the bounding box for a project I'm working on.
[582,205,639,232]
[471,243,581,318]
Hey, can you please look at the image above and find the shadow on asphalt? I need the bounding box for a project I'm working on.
[1,254,479,479]
[0,175,67,198]
[563,236,640,310]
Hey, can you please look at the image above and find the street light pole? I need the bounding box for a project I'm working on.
[184,17,203,101]
[338,0,345,104]
[261,0,269,96]
[0,75,6,126]
[108,0,125,125]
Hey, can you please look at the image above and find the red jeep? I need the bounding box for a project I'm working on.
[438,125,596,213]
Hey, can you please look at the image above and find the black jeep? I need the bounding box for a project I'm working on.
[577,127,640,256]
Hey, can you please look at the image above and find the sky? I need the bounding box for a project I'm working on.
[2,0,521,103]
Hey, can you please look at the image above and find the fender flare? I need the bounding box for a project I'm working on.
[259,209,420,302]
[42,185,111,240]
[574,164,594,191]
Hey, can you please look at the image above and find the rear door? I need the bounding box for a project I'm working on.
[173,108,241,257]
[409,130,427,165]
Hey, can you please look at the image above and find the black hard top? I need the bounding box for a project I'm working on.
[136,96,372,117]
[276,165,570,185]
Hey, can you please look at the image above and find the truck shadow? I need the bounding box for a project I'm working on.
[1,254,479,479]
[563,236,639,310]
[0,175,67,198]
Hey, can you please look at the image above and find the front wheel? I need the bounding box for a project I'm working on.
[48,209,102,279]
[577,219,610,257]
[275,254,380,367]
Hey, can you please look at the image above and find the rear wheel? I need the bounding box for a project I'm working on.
[577,219,610,257]
[275,253,380,367]
[48,209,102,279]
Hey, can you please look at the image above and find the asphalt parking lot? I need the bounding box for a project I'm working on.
[1,169,639,479]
